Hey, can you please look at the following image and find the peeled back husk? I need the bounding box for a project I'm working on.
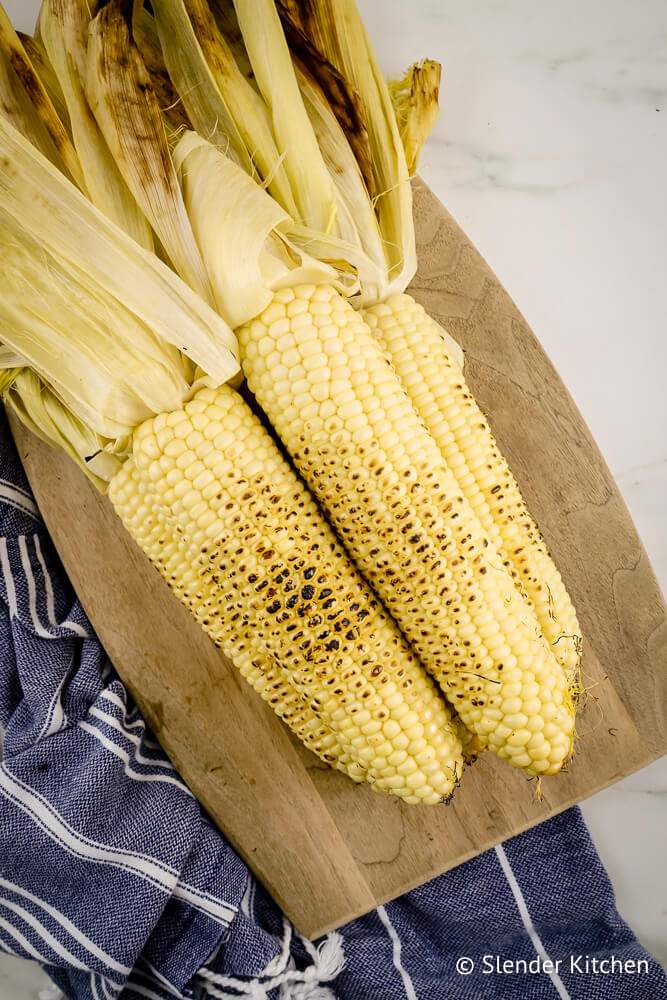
[0,117,240,443]
[38,0,153,248]
[86,0,216,306]
[275,0,416,294]
[389,60,442,174]
[2,369,125,490]
[173,130,353,329]
[0,4,82,184]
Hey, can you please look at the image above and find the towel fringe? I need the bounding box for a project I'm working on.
[197,930,345,1000]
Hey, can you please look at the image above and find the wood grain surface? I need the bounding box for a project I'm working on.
[10,180,667,938]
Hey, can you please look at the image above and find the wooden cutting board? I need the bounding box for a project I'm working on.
[10,180,667,938]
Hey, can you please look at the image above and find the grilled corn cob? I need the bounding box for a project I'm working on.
[109,384,464,803]
[238,285,575,775]
[364,294,582,678]
[112,455,360,779]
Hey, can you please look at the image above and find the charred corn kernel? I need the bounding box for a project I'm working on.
[109,462,352,767]
[109,384,463,804]
[238,286,575,776]
[363,293,582,681]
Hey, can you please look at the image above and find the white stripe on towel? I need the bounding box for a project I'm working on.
[18,536,54,638]
[0,482,40,519]
[0,766,180,885]
[495,843,571,999]
[377,905,417,1000]
[98,692,162,748]
[87,708,173,770]
[141,962,184,998]
[0,914,50,964]
[90,974,104,1000]
[172,882,236,925]
[37,666,69,741]
[33,534,89,637]
[99,691,145,731]
[98,977,116,1000]
[0,895,91,970]
[78,723,190,793]
[0,538,18,618]
[0,478,36,504]
[0,876,130,974]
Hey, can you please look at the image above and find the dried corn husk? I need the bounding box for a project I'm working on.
[174,130,351,328]
[0,4,81,181]
[16,31,71,130]
[275,0,416,292]
[389,60,442,173]
[233,0,339,234]
[131,7,191,132]
[2,369,125,490]
[0,117,240,429]
[38,0,153,248]
[151,0,297,218]
[296,66,387,301]
[272,2,374,194]
[86,0,215,306]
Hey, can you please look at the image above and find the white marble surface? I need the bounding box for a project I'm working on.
[1,0,666,995]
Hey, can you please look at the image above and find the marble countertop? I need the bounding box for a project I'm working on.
[1,0,665,995]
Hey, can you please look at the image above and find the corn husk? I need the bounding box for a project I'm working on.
[0,12,66,173]
[233,0,340,234]
[226,0,385,290]
[38,0,153,248]
[389,60,442,173]
[296,66,388,301]
[0,217,191,439]
[0,29,51,157]
[150,0,245,162]
[132,8,191,133]
[276,0,416,293]
[151,0,297,220]
[86,1,215,307]
[0,346,26,372]
[208,0,255,82]
[274,1,374,196]
[183,0,299,216]
[0,3,81,182]
[174,130,352,328]
[0,117,240,410]
[16,31,71,133]
[144,0,381,296]
[2,370,124,490]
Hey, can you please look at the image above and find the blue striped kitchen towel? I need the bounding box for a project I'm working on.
[0,406,665,1000]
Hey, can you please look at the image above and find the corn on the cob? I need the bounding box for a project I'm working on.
[238,285,575,775]
[111,455,362,780]
[364,294,582,679]
[108,384,464,804]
